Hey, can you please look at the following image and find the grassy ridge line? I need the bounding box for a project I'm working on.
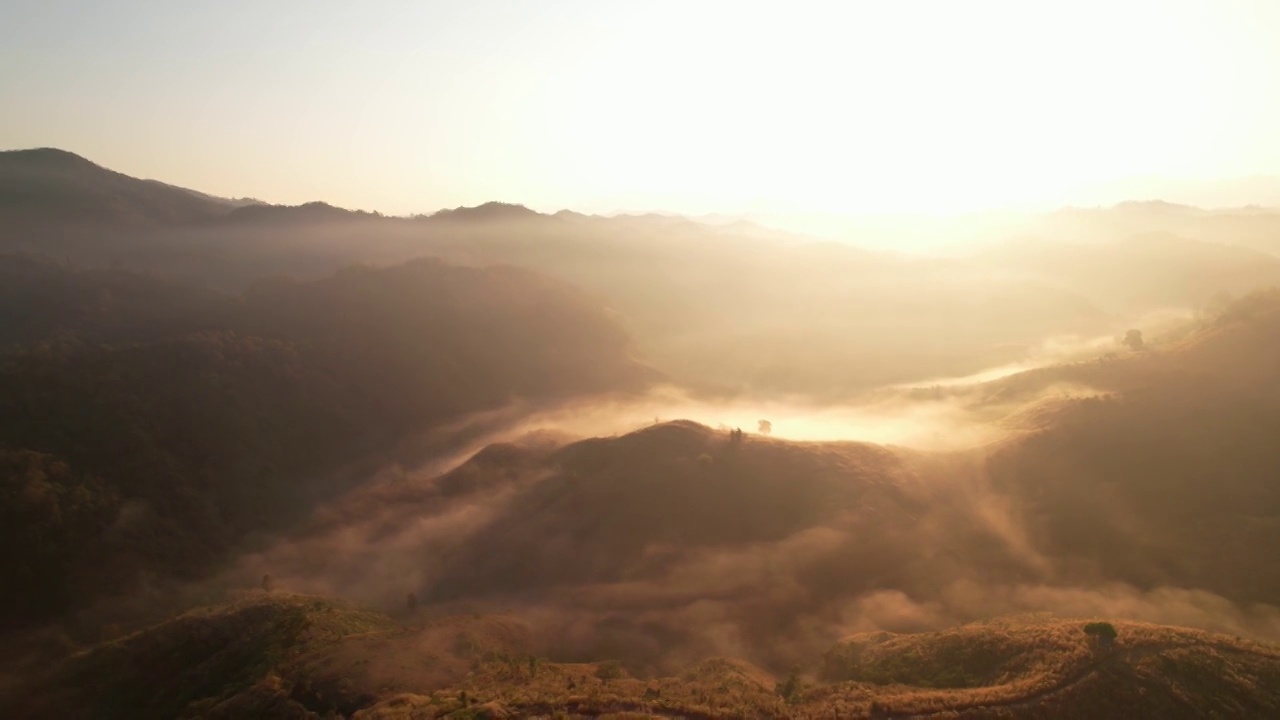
[844,629,1280,719]
[872,645,1139,719]
[12,595,1280,719]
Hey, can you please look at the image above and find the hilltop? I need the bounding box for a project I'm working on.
[429,201,544,222]
[218,201,378,226]
[215,419,1050,673]
[0,148,239,228]
[6,595,1278,719]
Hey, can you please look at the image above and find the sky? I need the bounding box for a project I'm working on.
[3,0,1280,216]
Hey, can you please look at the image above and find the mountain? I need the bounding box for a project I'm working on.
[975,230,1280,314]
[8,149,1280,713]
[881,287,1280,608]
[0,254,654,636]
[187,421,1094,674]
[177,292,1280,676]
[0,149,237,229]
[429,201,544,222]
[979,289,1280,607]
[0,254,226,348]
[1088,175,1280,211]
[1028,202,1280,260]
[5,595,1277,719]
[0,150,1123,398]
[218,201,376,226]
[0,150,1159,399]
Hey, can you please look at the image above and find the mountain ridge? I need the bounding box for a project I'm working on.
[8,147,1280,230]
[7,593,1278,719]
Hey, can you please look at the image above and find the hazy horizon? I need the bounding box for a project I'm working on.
[5,0,1280,223]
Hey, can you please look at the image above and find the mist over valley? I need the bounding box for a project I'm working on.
[6,4,1280,714]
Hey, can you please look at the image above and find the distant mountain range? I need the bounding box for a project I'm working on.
[0,148,751,231]
[7,147,1280,399]
[7,147,1280,235]
[0,148,248,227]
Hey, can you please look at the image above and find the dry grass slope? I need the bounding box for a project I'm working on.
[815,619,1280,719]
[4,594,394,719]
[9,596,1280,720]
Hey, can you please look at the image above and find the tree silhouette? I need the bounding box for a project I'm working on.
[776,667,803,703]
[1123,329,1145,351]
[595,659,625,681]
[1083,621,1118,649]
[758,419,772,435]
[261,574,274,593]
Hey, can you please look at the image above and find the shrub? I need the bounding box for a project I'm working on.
[595,659,626,681]
[1083,621,1118,647]
[775,669,803,704]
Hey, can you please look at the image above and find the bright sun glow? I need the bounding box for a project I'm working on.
[3,0,1278,216]
[528,0,1273,215]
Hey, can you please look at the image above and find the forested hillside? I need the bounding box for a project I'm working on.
[0,254,651,635]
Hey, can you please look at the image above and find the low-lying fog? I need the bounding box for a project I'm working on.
[180,305,1280,674]
[501,385,1004,449]
[480,321,1186,450]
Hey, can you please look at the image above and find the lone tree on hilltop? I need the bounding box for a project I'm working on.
[595,659,626,681]
[758,419,772,435]
[261,574,274,593]
[1123,329,1145,351]
[776,667,803,704]
[1083,621,1118,649]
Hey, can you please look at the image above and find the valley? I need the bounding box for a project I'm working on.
[5,149,1280,718]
